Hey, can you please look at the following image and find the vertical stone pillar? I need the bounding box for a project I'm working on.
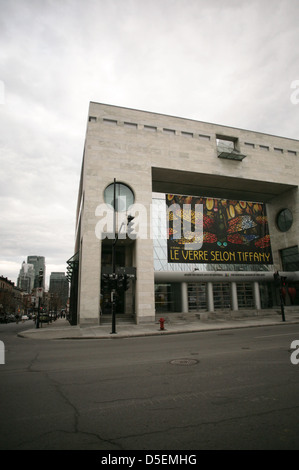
[78,231,101,324]
[181,282,188,313]
[207,282,214,312]
[231,282,238,311]
[134,237,155,324]
[253,281,261,310]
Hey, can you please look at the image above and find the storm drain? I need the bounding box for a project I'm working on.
[170,358,199,366]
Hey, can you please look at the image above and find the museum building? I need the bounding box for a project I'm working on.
[68,102,299,325]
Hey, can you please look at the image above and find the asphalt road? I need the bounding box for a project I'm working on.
[0,320,299,450]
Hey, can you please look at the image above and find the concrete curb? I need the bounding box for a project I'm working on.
[17,314,299,340]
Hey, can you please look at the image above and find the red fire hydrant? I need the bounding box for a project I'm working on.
[159,318,165,331]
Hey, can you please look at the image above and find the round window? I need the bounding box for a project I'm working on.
[104,182,134,212]
[276,208,293,232]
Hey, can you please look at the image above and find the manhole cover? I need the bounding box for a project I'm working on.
[170,358,198,366]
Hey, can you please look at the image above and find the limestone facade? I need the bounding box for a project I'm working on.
[75,102,299,324]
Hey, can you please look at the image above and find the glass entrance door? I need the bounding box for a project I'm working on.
[237,282,254,309]
[188,283,207,311]
[213,283,231,310]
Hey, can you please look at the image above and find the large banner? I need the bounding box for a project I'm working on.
[166,194,273,265]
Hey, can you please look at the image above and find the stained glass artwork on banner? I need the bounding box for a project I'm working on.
[166,194,273,265]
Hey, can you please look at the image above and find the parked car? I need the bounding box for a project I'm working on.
[5,314,16,323]
[21,315,29,321]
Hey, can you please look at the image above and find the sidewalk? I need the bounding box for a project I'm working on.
[18,308,299,340]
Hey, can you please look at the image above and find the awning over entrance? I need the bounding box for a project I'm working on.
[66,252,79,282]
[154,270,299,283]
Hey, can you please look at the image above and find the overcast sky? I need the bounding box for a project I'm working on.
[1,0,298,288]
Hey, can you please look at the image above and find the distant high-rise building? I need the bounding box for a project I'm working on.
[27,256,46,289]
[49,272,69,310]
[17,261,35,293]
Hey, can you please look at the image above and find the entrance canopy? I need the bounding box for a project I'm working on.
[154,270,299,283]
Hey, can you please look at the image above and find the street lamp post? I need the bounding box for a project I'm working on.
[35,269,43,329]
[111,178,117,334]
[274,271,286,322]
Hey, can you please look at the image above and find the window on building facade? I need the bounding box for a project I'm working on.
[163,128,176,135]
[276,208,293,232]
[237,283,254,308]
[181,131,193,138]
[217,137,235,153]
[155,283,181,312]
[213,283,231,309]
[280,246,299,271]
[103,118,117,125]
[188,283,206,311]
[259,145,269,151]
[216,135,246,161]
[104,182,134,212]
[144,125,157,132]
[199,134,210,141]
[124,122,138,129]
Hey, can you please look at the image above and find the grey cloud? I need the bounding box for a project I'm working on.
[1,0,298,284]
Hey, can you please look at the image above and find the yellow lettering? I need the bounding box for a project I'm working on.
[170,249,180,261]
[210,251,236,262]
[254,252,260,262]
[198,251,208,261]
